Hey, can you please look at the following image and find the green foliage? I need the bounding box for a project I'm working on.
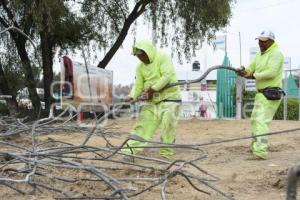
[82,0,234,62]
[81,0,130,50]
[0,102,9,116]
[1,0,90,57]
[243,91,256,99]
[1,0,90,112]
[146,0,234,62]
[0,40,40,98]
[274,98,299,120]
[1,62,24,97]
[2,0,234,66]
[30,0,89,50]
[242,91,300,120]
[1,0,235,114]
[0,58,41,97]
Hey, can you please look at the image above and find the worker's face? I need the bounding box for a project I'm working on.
[136,51,150,64]
[258,39,274,53]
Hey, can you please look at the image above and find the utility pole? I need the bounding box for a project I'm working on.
[236,32,243,119]
[284,70,288,120]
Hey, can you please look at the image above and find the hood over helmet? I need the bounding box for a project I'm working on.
[132,39,156,63]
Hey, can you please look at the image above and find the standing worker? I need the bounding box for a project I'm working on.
[122,39,181,159]
[236,30,284,159]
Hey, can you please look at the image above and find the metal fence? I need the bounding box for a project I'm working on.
[283,69,300,121]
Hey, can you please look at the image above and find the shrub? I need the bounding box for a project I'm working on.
[274,98,299,120]
[0,102,9,116]
[242,91,256,118]
[242,91,300,120]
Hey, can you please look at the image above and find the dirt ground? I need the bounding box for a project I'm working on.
[1,118,300,200]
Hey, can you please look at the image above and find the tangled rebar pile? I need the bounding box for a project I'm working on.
[0,109,235,200]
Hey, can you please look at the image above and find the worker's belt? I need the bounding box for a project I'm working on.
[161,99,182,103]
[258,87,285,100]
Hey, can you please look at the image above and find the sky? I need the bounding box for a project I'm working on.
[56,0,300,85]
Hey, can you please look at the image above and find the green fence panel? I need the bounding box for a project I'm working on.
[287,73,299,97]
[216,54,237,118]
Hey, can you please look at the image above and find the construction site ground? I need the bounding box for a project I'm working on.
[1,118,300,200]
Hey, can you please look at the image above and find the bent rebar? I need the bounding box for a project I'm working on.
[287,162,300,200]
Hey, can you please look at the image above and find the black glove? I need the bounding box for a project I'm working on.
[236,66,247,76]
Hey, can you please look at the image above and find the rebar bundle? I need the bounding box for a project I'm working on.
[0,110,235,200]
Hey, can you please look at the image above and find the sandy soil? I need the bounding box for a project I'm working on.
[1,118,300,200]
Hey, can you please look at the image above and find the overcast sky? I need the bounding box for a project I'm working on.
[58,0,300,85]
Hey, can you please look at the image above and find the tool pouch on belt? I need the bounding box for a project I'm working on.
[259,87,285,100]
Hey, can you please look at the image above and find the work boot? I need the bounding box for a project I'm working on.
[121,146,144,155]
[159,148,174,160]
[251,139,268,160]
[252,150,267,160]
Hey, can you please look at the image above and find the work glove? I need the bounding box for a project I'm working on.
[236,66,255,79]
[244,72,255,79]
[236,66,247,76]
[141,88,157,100]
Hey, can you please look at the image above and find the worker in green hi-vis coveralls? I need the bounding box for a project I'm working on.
[122,39,182,159]
[237,30,284,159]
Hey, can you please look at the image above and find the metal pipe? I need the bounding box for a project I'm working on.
[287,162,300,200]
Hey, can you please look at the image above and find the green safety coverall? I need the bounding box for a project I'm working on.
[122,39,181,159]
[245,42,284,159]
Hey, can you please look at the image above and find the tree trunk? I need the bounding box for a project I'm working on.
[40,16,54,110]
[0,1,40,115]
[0,62,18,116]
[14,37,41,113]
[97,0,150,69]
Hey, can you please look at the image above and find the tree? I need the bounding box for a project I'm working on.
[0,60,18,115]
[1,0,234,117]
[0,1,41,114]
[31,0,88,109]
[0,0,89,112]
[0,36,42,116]
[80,0,234,69]
[0,27,28,115]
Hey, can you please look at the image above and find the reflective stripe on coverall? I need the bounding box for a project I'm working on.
[246,42,284,159]
[122,39,182,158]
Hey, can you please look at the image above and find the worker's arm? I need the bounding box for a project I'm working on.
[151,54,174,91]
[236,56,256,79]
[253,52,283,80]
[129,66,144,100]
[245,57,256,75]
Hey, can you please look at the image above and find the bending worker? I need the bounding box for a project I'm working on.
[122,39,181,159]
[237,30,284,159]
